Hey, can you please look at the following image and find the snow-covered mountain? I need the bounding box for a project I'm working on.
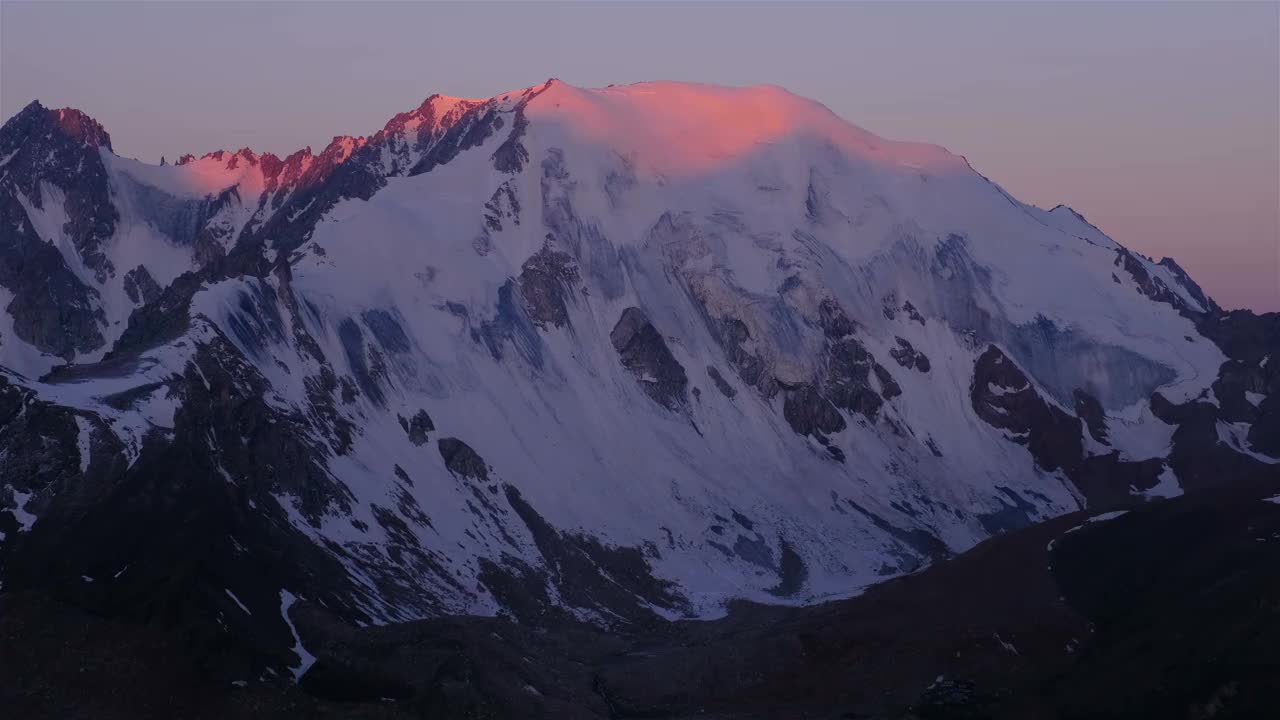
[1,80,1276,676]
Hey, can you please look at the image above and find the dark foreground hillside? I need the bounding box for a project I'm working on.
[4,474,1278,720]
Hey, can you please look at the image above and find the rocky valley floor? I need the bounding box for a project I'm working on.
[5,474,1279,720]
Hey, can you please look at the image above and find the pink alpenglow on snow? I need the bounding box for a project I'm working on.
[525,80,970,179]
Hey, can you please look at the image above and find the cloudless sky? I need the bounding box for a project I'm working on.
[3,1,1276,310]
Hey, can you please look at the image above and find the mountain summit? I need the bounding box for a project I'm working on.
[0,80,1276,682]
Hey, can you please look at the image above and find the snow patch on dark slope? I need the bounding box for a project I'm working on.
[1,80,1277,677]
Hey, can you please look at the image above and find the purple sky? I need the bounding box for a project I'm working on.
[3,1,1276,311]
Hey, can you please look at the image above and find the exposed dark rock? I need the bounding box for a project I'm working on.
[823,337,886,418]
[969,346,1252,506]
[367,499,457,608]
[766,539,808,597]
[0,333,402,685]
[889,336,931,372]
[393,464,412,485]
[503,484,689,624]
[482,180,521,232]
[398,409,434,447]
[1196,309,1280,365]
[1072,389,1108,444]
[817,297,856,339]
[0,191,104,359]
[1149,388,1276,493]
[490,104,531,174]
[302,365,355,455]
[1115,248,1204,318]
[706,365,736,398]
[610,307,688,411]
[783,383,845,439]
[1195,311,1280,456]
[1071,453,1165,506]
[0,373,99,510]
[902,301,926,325]
[122,265,162,305]
[712,316,775,397]
[111,238,273,361]
[437,437,489,482]
[475,556,559,626]
[0,101,118,284]
[971,345,1082,473]
[1158,256,1221,314]
[1211,359,1268,424]
[874,363,902,400]
[518,245,579,328]
[406,105,504,178]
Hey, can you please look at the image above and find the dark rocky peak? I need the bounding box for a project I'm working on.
[1113,247,1201,318]
[380,94,479,138]
[319,135,365,160]
[286,135,369,191]
[1157,256,1220,315]
[0,101,107,164]
[284,146,315,166]
[0,100,50,144]
[0,101,113,153]
[261,146,315,190]
[225,147,258,169]
[174,153,196,165]
[0,100,118,283]
[196,147,260,169]
[256,151,283,178]
[381,96,436,135]
[49,106,113,151]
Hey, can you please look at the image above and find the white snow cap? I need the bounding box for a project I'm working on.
[521,79,968,177]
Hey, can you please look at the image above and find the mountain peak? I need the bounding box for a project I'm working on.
[1,100,113,152]
[2,73,1275,709]
[512,79,965,177]
[50,107,113,151]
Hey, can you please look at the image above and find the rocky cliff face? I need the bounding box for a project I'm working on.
[0,80,1276,682]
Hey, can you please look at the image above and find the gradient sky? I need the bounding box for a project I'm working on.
[3,1,1276,311]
